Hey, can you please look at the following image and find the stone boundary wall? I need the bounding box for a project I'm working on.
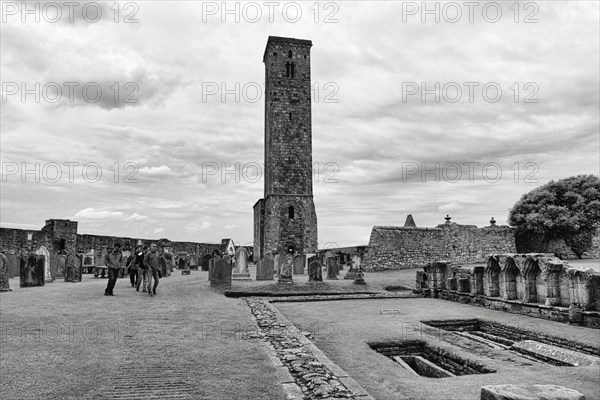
[362,223,516,271]
[1,227,221,258]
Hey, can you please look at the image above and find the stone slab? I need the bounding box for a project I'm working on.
[511,340,600,366]
[480,384,585,400]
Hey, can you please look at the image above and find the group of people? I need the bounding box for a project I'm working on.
[104,243,161,297]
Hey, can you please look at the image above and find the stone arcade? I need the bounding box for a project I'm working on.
[253,36,318,280]
[417,254,600,328]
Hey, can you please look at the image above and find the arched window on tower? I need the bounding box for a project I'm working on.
[288,112,293,122]
[286,62,295,78]
[288,50,293,58]
[288,206,294,219]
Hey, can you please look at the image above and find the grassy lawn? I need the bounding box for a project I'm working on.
[0,272,286,400]
[275,298,600,400]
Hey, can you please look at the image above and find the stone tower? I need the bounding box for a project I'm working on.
[253,36,318,262]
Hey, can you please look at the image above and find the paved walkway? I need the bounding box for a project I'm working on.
[1,271,288,400]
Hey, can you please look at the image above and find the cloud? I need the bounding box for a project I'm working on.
[187,222,211,232]
[74,207,124,220]
[1,1,598,247]
[74,207,147,222]
[138,165,173,177]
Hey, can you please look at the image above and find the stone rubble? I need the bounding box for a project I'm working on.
[245,298,356,399]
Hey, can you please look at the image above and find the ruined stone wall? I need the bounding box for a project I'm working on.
[362,223,516,271]
[0,228,35,250]
[1,227,222,258]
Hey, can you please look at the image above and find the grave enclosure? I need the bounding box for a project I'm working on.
[417,254,600,328]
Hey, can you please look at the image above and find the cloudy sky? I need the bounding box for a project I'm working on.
[1,1,598,247]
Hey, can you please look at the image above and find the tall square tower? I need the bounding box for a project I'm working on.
[254,36,318,261]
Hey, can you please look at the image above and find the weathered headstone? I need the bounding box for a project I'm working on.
[159,255,171,277]
[209,255,222,281]
[353,268,366,285]
[326,257,339,280]
[20,254,45,287]
[82,253,95,274]
[308,258,323,282]
[7,251,19,278]
[256,254,274,281]
[293,254,305,275]
[201,254,211,271]
[233,247,250,280]
[56,253,67,280]
[344,253,359,280]
[179,256,190,275]
[0,253,12,292]
[49,249,59,280]
[210,258,232,286]
[189,255,198,270]
[278,254,293,283]
[65,252,82,283]
[35,246,53,283]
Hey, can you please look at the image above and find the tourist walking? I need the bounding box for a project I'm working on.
[143,243,160,296]
[104,243,122,296]
[135,246,148,292]
[126,246,140,288]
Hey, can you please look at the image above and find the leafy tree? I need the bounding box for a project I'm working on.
[508,175,600,257]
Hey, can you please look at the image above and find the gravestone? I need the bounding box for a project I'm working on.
[20,254,45,287]
[293,254,305,275]
[189,255,198,270]
[159,256,170,277]
[35,246,53,283]
[49,249,59,280]
[7,251,19,278]
[344,253,359,280]
[65,252,82,282]
[233,247,251,280]
[353,268,366,285]
[56,253,67,280]
[308,258,323,283]
[210,258,232,286]
[209,255,222,281]
[82,253,95,274]
[0,253,12,292]
[201,254,211,271]
[256,254,274,280]
[278,254,293,283]
[326,257,339,280]
[179,256,190,275]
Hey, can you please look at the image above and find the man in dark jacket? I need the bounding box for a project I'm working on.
[104,243,122,296]
[135,246,149,292]
[127,246,141,288]
[143,243,160,296]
